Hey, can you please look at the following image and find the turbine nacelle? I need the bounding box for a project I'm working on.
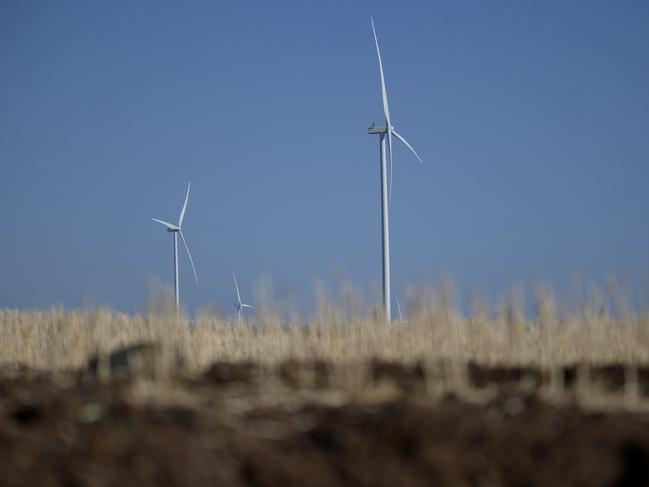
[368,125,388,134]
[367,125,402,135]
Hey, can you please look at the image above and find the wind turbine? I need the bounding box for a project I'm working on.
[232,272,254,323]
[152,182,199,314]
[368,17,422,322]
[396,297,409,325]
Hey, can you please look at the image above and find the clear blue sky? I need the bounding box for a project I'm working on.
[1,1,648,315]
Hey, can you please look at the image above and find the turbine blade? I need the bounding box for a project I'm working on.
[393,130,423,162]
[152,218,178,231]
[233,272,242,305]
[371,18,391,129]
[178,182,191,228]
[372,19,394,204]
[396,298,403,322]
[241,304,254,309]
[178,230,198,286]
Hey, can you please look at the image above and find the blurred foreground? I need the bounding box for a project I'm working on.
[1,359,649,487]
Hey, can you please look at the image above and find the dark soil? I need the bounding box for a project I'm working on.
[1,364,649,487]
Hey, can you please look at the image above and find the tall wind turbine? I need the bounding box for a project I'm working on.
[232,272,254,323]
[152,182,199,313]
[368,17,422,322]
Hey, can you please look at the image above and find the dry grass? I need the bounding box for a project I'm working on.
[1,284,648,373]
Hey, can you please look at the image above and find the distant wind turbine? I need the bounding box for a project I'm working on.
[368,17,423,322]
[152,182,199,314]
[233,272,254,323]
[396,297,409,325]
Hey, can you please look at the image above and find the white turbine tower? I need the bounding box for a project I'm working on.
[152,182,199,314]
[368,17,422,322]
[232,272,254,323]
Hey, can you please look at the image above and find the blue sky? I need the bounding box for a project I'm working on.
[1,1,648,315]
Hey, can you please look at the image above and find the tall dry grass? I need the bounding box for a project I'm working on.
[1,282,648,373]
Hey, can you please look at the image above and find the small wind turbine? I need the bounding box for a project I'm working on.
[233,272,254,323]
[152,182,199,314]
[396,297,409,325]
[368,17,423,322]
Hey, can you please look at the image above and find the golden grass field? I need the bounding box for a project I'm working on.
[2,283,648,373]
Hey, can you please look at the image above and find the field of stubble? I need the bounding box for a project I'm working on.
[1,291,649,486]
